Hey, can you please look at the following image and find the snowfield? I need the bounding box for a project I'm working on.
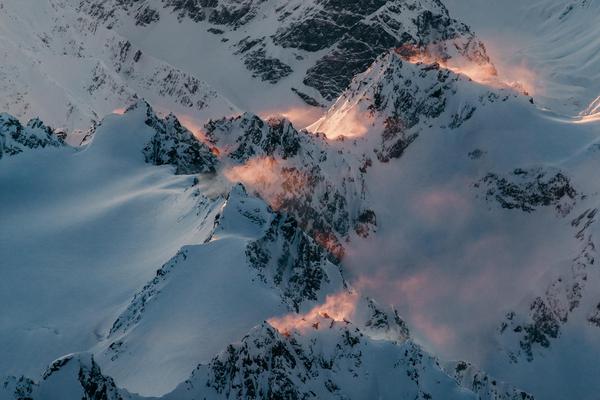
[1,1,600,399]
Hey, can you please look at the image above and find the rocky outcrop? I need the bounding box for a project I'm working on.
[79,0,494,103]
[0,114,65,159]
[98,38,236,115]
[166,315,529,400]
[207,112,376,260]
[296,0,494,100]
[444,361,534,400]
[205,113,303,162]
[143,113,217,174]
[122,100,218,174]
[310,51,508,161]
[1,375,36,400]
[359,297,410,343]
[234,37,294,83]
[477,168,577,215]
[246,212,340,311]
[1,354,139,400]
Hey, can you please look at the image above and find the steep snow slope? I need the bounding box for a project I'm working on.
[1,52,598,400]
[305,51,600,400]
[0,102,533,400]
[71,0,489,127]
[0,0,237,140]
[2,1,600,399]
[92,183,346,395]
[0,314,532,400]
[0,102,220,379]
[443,0,600,115]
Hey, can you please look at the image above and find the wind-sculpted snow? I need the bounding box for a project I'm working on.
[1,354,142,400]
[498,207,598,362]
[0,105,225,392]
[2,277,529,400]
[0,98,546,399]
[444,361,534,400]
[94,183,347,395]
[107,249,190,338]
[443,0,600,115]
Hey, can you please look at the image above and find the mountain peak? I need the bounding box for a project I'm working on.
[0,113,65,159]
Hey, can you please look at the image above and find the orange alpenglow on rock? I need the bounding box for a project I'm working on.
[268,292,359,336]
[396,44,537,96]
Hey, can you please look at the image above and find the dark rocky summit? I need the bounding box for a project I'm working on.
[477,168,577,215]
[0,114,65,159]
[125,100,218,174]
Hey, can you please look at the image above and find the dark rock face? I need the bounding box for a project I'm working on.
[291,88,324,107]
[297,0,491,100]
[477,168,577,215]
[362,297,410,342]
[588,303,600,328]
[316,51,504,163]
[187,324,315,400]
[208,0,267,27]
[205,113,375,261]
[273,0,389,52]
[134,5,160,25]
[0,114,65,159]
[143,113,218,174]
[83,0,264,27]
[39,354,130,400]
[501,301,561,362]
[124,101,218,174]
[234,37,294,83]
[354,209,377,237]
[108,249,189,338]
[164,0,212,22]
[1,376,36,400]
[79,0,493,102]
[246,213,338,311]
[205,113,302,161]
[445,360,535,400]
[366,58,449,130]
[167,318,527,400]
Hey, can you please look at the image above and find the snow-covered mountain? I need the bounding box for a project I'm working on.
[306,47,600,400]
[0,0,238,141]
[0,102,532,399]
[77,0,492,102]
[1,0,600,399]
[443,0,600,115]
[0,0,493,136]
